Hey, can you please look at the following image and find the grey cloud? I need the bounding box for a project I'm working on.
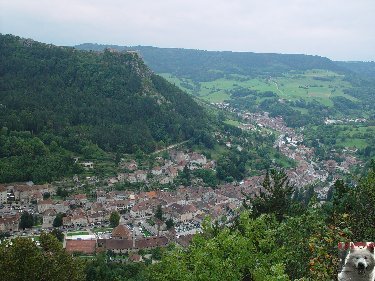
[0,0,374,60]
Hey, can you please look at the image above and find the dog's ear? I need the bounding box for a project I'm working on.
[367,243,374,254]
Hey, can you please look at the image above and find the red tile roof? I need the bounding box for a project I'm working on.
[105,239,133,250]
[65,240,96,254]
[135,236,168,249]
[112,224,132,239]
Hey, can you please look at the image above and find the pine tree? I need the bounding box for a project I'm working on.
[249,169,295,222]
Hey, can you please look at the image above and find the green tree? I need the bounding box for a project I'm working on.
[19,211,34,229]
[151,247,163,260]
[115,151,122,166]
[53,213,65,228]
[50,229,64,242]
[85,253,147,281]
[193,169,218,187]
[0,233,85,281]
[148,212,290,281]
[43,192,50,200]
[248,169,295,222]
[177,165,191,186]
[216,150,247,181]
[324,179,352,226]
[165,218,174,230]
[109,211,120,228]
[56,186,69,198]
[348,168,375,240]
[154,205,163,221]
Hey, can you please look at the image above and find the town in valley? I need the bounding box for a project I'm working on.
[0,105,363,262]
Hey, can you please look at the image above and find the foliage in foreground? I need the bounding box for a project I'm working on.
[1,167,374,280]
[0,233,85,281]
[148,167,375,281]
[148,208,345,281]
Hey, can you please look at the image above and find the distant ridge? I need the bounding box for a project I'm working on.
[335,61,375,78]
[75,43,345,81]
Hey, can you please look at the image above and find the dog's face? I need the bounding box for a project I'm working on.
[346,246,375,275]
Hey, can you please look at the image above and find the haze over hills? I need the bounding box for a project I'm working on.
[76,43,375,124]
[335,61,375,78]
[75,43,346,81]
[2,34,374,186]
[76,42,375,168]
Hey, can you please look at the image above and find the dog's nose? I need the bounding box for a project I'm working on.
[358,263,366,269]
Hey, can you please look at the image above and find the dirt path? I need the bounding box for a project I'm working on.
[151,140,189,155]
[270,78,285,96]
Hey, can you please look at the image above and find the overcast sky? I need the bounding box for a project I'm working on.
[1,0,374,61]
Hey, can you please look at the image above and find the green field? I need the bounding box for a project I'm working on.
[305,124,374,155]
[67,231,90,237]
[224,119,242,127]
[159,73,196,94]
[271,70,355,106]
[334,125,375,149]
[92,227,113,233]
[161,69,355,107]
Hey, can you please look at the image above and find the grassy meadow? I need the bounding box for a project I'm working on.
[161,69,355,106]
[334,125,375,149]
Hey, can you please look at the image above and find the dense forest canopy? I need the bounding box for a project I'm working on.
[75,44,345,82]
[0,34,210,183]
[336,61,375,79]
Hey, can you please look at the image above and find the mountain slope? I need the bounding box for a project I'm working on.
[335,61,375,78]
[0,35,208,152]
[76,43,345,81]
[0,34,209,183]
[75,43,375,124]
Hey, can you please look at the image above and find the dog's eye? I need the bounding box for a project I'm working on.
[365,257,368,259]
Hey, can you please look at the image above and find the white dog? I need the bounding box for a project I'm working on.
[338,243,375,281]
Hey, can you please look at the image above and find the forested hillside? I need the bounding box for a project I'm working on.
[336,61,375,78]
[0,34,210,183]
[76,43,344,81]
[76,43,375,126]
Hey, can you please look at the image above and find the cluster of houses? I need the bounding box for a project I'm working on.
[276,132,362,197]
[213,104,362,198]
[108,150,215,186]
[65,224,169,258]
[65,178,265,256]
[276,134,329,186]
[324,118,367,125]
[1,104,365,258]
[0,150,235,239]
[0,171,266,254]
[0,182,55,232]
[240,111,294,135]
